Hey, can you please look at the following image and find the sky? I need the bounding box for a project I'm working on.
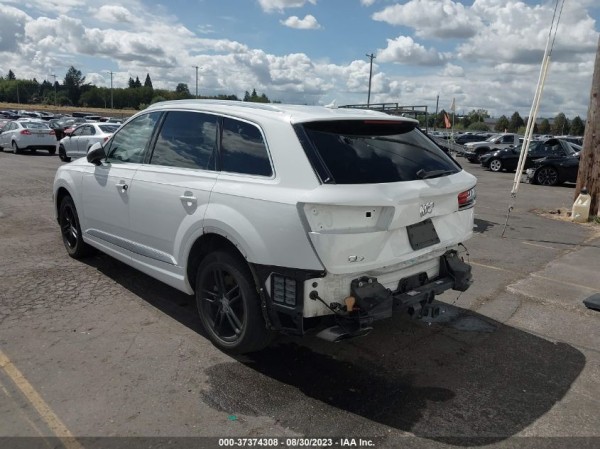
[0,0,598,118]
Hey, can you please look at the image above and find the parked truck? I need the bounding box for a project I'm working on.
[463,133,522,163]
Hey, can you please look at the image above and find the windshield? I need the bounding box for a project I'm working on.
[297,120,460,184]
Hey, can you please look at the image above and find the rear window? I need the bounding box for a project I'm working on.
[297,120,460,184]
[23,122,49,129]
[99,125,119,133]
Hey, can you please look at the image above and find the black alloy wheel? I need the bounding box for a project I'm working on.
[59,196,92,258]
[535,166,560,186]
[196,251,272,354]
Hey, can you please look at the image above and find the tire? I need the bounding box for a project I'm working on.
[59,196,93,259]
[58,145,71,162]
[534,166,560,186]
[48,147,56,155]
[12,141,21,154]
[195,251,273,354]
[489,158,503,172]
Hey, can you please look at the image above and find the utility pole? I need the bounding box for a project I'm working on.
[193,66,199,98]
[575,36,600,216]
[109,71,114,109]
[366,53,375,107]
[434,95,439,131]
[51,74,57,107]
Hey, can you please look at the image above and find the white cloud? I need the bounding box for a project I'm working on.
[377,36,447,66]
[281,14,321,29]
[97,5,134,24]
[258,0,317,13]
[360,0,376,6]
[0,6,30,53]
[372,0,481,39]
[440,63,465,77]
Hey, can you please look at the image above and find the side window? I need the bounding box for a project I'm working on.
[106,112,160,164]
[87,126,96,136]
[150,111,217,170]
[221,118,272,176]
[71,127,83,137]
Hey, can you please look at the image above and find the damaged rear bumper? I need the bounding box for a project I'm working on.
[314,250,472,341]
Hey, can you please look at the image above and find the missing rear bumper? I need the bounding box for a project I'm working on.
[315,250,472,341]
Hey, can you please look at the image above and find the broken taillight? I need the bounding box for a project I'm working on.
[458,187,476,210]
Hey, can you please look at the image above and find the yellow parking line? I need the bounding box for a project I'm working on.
[0,349,83,449]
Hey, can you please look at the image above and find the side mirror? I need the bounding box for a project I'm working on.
[87,142,106,166]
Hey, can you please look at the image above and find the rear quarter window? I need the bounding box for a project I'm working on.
[220,118,272,177]
[297,120,460,184]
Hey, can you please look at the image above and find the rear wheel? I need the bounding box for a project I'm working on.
[476,148,490,162]
[535,166,560,186]
[48,147,56,155]
[195,251,273,354]
[59,196,93,258]
[489,158,503,172]
[12,141,21,154]
[58,145,71,162]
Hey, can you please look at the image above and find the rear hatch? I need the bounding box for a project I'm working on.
[294,119,476,275]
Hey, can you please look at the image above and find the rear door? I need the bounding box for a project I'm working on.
[128,110,219,267]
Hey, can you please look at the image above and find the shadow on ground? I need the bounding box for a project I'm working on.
[85,254,586,446]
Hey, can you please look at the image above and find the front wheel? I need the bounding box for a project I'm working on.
[196,251,273,354]
[59,196,93,258]
[58,145,71,162]
[489,158,503,172]
[535,166,560,186]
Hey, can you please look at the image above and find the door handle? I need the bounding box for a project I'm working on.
[180,194,197,203]
[115,182,128,192]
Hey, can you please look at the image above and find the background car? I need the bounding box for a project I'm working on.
[526,143,581,186]
[49,117,88,141]
[58,123,120,161]
[0,120,56,154]
[480,138,575,173]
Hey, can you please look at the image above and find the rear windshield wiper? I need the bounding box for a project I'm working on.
[416,169,455,179]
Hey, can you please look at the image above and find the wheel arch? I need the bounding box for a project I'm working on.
[55,186,72,222]
[186,233,249,293]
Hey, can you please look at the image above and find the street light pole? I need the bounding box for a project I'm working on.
[193,65,199,98]
[109,71,114,109]
[366,53,376,107]
[51,74,57,107]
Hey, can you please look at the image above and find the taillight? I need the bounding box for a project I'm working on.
[20,129,32,135]
[458,187,476,210]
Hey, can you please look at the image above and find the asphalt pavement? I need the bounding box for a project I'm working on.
[0,151,599,449]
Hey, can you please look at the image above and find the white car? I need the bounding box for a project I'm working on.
[0,120,56,154]
[53,100,476,353]
[58,123,120,162]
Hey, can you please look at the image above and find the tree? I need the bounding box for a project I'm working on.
[508,111,525,133]
[552,112,569,135]
[128,77,135,89]
[144,73,153,89]
[7,70,15,80]
[467,122,490,131]
[134,76,142,88]
[63,66,86,105]
[175,83,191,98]
[467,109,489,124]
[495,115,509,132]
[570,116,585,136]
[539,118,551,134]
[460,115,471,129]
[575,37,600,216]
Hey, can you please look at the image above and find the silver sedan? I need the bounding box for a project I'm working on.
[58,123,120,161]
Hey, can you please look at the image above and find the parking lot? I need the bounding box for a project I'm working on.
[1,151,599,448]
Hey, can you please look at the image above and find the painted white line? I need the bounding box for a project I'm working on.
[521,241,559,250]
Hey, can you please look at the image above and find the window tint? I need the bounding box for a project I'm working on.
[299,120,460,184]
[106,112,160,164]
[221,118,272,176]
[150,111,217,170]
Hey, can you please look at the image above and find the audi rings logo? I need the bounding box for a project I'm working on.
[420,201,434,218]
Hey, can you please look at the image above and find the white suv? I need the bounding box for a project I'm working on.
[53,100,476,353]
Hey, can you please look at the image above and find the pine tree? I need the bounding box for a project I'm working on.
[144,73,153,89]
[134,76,142,88]
[8,70,16,80]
